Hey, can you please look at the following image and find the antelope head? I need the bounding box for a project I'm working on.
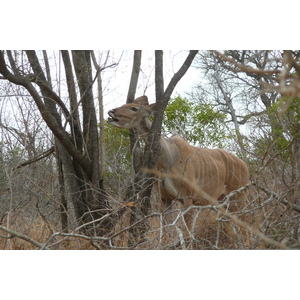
[107,95,156,130]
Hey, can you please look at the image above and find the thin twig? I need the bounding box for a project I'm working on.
[0,225,50,250]
[14,146,54,170]
[212,51,281,75]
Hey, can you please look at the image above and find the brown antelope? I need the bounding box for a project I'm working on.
[108,95,249,234]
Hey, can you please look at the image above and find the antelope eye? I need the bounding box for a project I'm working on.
[131,107,138,111]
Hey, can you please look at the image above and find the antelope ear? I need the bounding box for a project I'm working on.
[141,103,156,117]
[147,103,156,111]
[133,95,148,105]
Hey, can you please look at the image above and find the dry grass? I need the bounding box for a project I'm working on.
[0,216,97,250]
[0,179,299,250]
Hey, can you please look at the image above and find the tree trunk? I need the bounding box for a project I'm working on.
[139,50,199,213]
[55,144,68,232]
[71,50,111,233]
[127,50,142,171]
[0,50,112,237]
[91,50,106,190]
[124,50,198,245]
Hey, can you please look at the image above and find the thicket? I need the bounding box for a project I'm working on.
[0,50,299,250]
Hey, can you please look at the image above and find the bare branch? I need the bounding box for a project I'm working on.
[14,146,55,170]
[254,182,300,213]
[164,50,198,100]
[127,50,142,103]
[212,50,281,75]
[0,51,92,176]
[0,225,50,250]
[126,50,142,153]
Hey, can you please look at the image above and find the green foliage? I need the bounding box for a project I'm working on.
[104,121,131,153]
[163,95,228,147]
[253,97,300,160]
[282,97,300,137]
[103,121,132,183]
[103,96,229,188]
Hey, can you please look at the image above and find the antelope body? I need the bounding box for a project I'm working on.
[108,96,249,228]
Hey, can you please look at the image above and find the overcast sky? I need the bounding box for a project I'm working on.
[99,50,200,113]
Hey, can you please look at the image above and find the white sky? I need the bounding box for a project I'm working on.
[99,50,200,113]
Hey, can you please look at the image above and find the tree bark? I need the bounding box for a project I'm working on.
[60,50,83,151]
[213,64,246,153]
[124,50,198,245]
[91,50,106,189]
[71,51,100,184]
[126,50,142,170]
[71,50,111,234]
[0,50,112,236]
[139,50,198,213]
[127,50,142,104]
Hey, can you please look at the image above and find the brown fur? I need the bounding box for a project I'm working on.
[108,96,249,231]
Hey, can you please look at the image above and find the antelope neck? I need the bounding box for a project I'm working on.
[134,117,153,141]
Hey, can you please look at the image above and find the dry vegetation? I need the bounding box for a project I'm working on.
[1,160,299,250]
[0,50,299,250]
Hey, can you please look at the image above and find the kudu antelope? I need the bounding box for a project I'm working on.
[108,96,249,233]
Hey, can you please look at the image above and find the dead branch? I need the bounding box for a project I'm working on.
[0,225,50,250]
[14,146,55,170]
[144,169,290,249]
[212,51,281,75]
[254,182,300,213]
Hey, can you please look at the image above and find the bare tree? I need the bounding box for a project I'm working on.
[191,50,300,248]
[0,50,116,236]
[126,50,142,171]
[122,50,198,244]
[140,50,198,209]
